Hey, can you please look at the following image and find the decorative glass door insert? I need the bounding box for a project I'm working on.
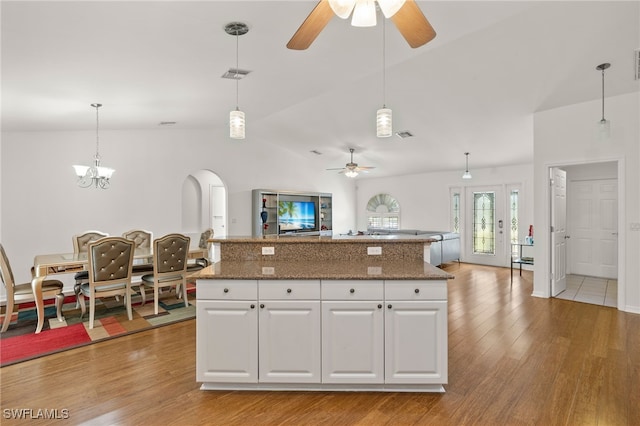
[473,192,495,255]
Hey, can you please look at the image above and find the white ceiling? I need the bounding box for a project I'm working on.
[2,1,639,178]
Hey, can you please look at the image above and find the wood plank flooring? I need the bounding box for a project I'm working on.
[1,263,638,425]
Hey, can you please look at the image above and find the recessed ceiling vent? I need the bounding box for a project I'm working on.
[310,149,323,155]
[395,130,414,139]
[222,68,251,80]
[635,49,640,80]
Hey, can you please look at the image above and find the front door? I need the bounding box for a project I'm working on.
[465,186,506,267]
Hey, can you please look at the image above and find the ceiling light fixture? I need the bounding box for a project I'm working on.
[377,18,392,137]
[72,103,114,189]
[462,152,472,179]
[596,62,611,142]
[226,22,249,140]
[329,0,405,27]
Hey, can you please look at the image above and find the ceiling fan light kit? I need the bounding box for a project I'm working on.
[226,22,249,140]
[327,148,375,178]
[287,0,436,50]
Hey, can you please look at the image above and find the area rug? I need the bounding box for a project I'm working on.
[0,284,196,367]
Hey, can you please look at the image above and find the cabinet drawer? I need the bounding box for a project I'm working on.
[259,280,320,300]
[385,280,447,301]
[321,280,383,300]
[196,279,257,300]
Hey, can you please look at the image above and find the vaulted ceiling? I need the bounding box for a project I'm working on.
[2,1,638,178]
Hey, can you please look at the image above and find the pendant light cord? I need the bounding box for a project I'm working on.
[382,17,386,108]
[601,67,605,121]
[236,32,239,110]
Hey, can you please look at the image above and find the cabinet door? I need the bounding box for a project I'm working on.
[196,300,258,383]
[259,300,321,383]
[384,300,447,384]
[322,301,384,384]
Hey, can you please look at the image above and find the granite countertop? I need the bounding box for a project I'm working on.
[209,235,438,243]
[191,260,453,281]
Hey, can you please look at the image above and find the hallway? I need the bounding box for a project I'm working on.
[556,274,617,307]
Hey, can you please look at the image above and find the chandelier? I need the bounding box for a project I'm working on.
[72,103,114,189]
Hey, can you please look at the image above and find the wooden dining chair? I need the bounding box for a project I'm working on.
[77,237,135,329]
[139,233,190,315]
[0,244,64,333]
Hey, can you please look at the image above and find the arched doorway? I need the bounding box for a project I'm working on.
[182,170,227,239]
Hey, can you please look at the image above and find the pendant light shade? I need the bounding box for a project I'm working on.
[328,0,406,23]
[229,109,245,139]
[462,152,472,179]
[376,108,392,137]
[596,62,611,142]
[352,0,377,27]
[376,18,392,137]
[226,22,249,140]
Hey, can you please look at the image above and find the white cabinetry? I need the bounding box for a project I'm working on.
[384,281,448,384]
[196,280,258,383]
[321,280,384,383]
[197,278,448,392]
[258,281,321,383]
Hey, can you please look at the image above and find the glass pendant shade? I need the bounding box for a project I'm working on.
[376,107,392,137]
[345,169,359,178]
[328,0,357,18]
[462,152,472,179]
[377,0,406,18]
[597,118,611,142]
[352,0,377,27]
[230,109,245,139]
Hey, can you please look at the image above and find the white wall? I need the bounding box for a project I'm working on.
[0,128,356,297]
[355,163,535,265]
[533,92,640,313]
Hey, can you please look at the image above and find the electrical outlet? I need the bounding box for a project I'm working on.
[367,246,382,255]
[262,267,275,275]
[367,266,382,275]
[630,223,640,231]
[262,246,275,255]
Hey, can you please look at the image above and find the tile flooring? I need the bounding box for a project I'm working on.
[555,274,617,307]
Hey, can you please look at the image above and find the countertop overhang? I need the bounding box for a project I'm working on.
[191,260,452,281]
[209,235,439,243]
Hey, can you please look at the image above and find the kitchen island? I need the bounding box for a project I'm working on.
[192,254,452,393]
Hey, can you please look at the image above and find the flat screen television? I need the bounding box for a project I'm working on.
[278,200,316,233]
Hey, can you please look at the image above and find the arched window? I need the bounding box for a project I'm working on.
[366,193,400,230]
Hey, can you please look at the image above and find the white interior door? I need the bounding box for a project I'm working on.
[551,168,567,296]
[209,185,226,237]
[568,179,618,278]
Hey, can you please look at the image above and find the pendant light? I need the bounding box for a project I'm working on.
[226,22,249,139]
[596,62,611,142]
[72,103,115,189]
[462,152,472,179]
[376,18,392,138]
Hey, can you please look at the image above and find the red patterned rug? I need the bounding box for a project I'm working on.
[0,285,196,366]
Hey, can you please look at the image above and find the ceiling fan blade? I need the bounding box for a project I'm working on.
[287,0,334,50]
[355,166,376,171]
[391,0,436,48]
[326,167,346,171]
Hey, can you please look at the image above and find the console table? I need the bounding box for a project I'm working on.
[511,242,534,285]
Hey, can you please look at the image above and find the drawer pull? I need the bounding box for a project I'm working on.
[387,304,392,309]
[349,288,355,294]
[250,304,255,309]
[378,304,382,309]
[260,304,265,309]
[223,288,229,293]
[287,288,292,293]
[415,288,420,294]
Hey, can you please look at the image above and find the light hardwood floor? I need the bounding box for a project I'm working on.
[1,263,638,425]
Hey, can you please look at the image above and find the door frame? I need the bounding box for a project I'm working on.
[544,158,625,309]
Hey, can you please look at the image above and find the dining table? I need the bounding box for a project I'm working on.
[30,247,208,333]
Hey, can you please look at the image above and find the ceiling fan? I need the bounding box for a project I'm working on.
[287,0,436,50]
[326,148,375,178]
